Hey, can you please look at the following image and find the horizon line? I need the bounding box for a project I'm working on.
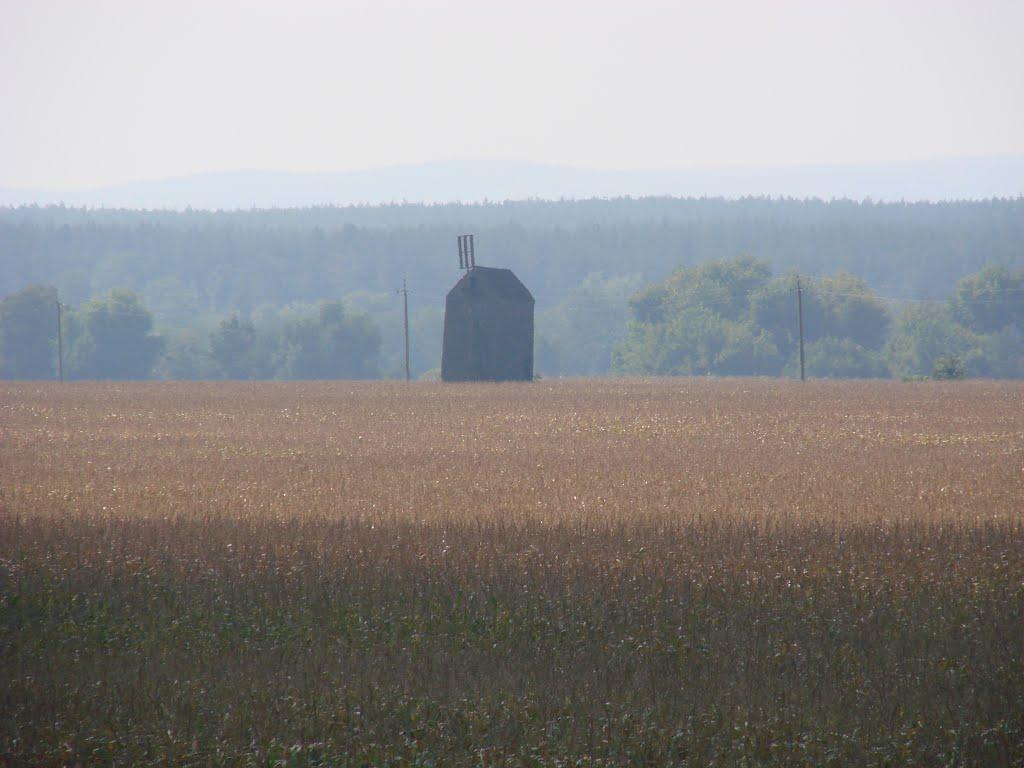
[4,152,1024,195]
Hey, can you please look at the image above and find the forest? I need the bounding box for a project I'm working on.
[1,197,1022,380]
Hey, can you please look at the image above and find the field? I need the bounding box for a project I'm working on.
[2,379,1023,766]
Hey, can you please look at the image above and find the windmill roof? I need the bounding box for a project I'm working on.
[446,266,534,304]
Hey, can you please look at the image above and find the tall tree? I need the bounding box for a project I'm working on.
[68,288,163,380]
[537,272,642,376]
[884,303,975,379]
[277,301,380,379]
[817,272,890,350]
[953,265,1024,334]
[795,337,888,379]
[616,257,900,379]
[209,315,272,379]
[0,284,58,379]
[155,330,221,380]
[615,256,783,377]
[749,274,828,357]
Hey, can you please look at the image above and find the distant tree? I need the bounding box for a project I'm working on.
[884,303,975,379]
[817,272,891,350]
[789,337,889,379]
[932,355,966,380]
[155,330,221,380]
[3,198,1023,359]
[339,291,439,379]
[616,258,894,378]
[660,255,772,321]
[67,288,163,380]
[210,315,270,379]
[0,284,58,379]
[749,272,890,358]
[276,300,380,379]
[615,305,734,376]
[713,323,783,376]
[748,274,828,357]
[409,307,444,378]
[142,276,204,327]
[627,283,673,325]
[964,326,1024,379]
[537,272,643,376]
[953,265,1024,334]
[534,333,563,377]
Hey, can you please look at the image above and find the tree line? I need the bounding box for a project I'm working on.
[0,287,379,381]
[611,258,1023,380]
[4,198,1022,321]
[4,197,1022,378]
[2,261,1021,381]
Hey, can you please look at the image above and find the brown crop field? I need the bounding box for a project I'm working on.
[2,379,1023,766]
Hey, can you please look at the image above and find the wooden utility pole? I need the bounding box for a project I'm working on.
[56,300,64,383]
[401,277,410,381]
[796,276,805,382]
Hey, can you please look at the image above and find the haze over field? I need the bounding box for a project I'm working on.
[4,156,1024,209]
[2,0,1023,204]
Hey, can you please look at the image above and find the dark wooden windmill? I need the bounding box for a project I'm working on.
[441,235,534,382]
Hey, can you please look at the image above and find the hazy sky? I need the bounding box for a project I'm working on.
[2,0,1022,189]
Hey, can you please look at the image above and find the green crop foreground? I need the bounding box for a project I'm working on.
[1,379,1022,766]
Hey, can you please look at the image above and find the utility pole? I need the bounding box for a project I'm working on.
[401,277,410,381]
[796,275,805,382]
[55,300,64,383]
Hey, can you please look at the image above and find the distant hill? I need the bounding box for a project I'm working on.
[2,156,1023,210]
